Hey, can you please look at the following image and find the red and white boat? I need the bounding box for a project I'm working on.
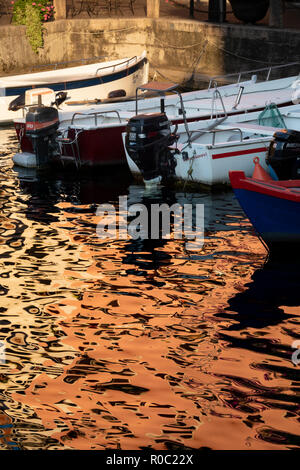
[122,83,297,187]
[123,114,278,187]
[12,68,300,169]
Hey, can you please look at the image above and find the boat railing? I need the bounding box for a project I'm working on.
[187,127,243,147]
[211,88,227,120]
[135,81,192,146]
[57,128,84,168]
[211,127,243,146]
[232,86,244,109]
[95,56,138,77]
[208,61,300,89]
[70,110,122,125]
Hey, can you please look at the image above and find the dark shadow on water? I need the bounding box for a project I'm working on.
[13,165,133,222]
[121,185,176,280]
[221,258,300,331]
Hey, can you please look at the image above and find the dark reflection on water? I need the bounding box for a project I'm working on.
[0,128,298,450]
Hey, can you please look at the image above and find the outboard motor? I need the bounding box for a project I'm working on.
[267,129,300,180]
[9,89,68,112]
[125,113,178,184]
[51,91,68,109]
[25,105,60,168]
[8,93,25,111]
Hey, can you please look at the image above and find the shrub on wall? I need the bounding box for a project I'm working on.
[12,0,55,53]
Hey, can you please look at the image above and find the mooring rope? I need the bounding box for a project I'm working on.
[69,24,300,65]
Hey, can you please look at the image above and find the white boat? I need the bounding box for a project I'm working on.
[0,52,149,124]
[122,83,299,187]
[12,65,300,169]
[123,119,278,187]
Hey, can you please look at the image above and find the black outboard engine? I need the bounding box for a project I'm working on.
[8,93,25,111]
[267,129,300,180]
[51,91,68,109]
[25,106,60,168]
[125,113,178,183]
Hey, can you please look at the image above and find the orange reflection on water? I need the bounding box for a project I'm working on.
[7,201,273,450]
[0,166,297,451]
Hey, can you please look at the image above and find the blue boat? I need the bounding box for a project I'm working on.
[229,170,300,257]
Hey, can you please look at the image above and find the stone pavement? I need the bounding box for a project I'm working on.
[0,0,299,29]
[159,0,300,29]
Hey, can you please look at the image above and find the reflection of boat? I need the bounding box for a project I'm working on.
[12,66,300,169]
[1,52,149,124]
[229,170,300,257]
[14,165,132,207]
[224,258,300,330]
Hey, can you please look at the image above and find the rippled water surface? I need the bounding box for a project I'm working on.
[0,128,299,450]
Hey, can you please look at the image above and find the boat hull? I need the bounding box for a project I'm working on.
[125,133,271,187]
[62,125,127,166]
[1,54,149,124]
[174,140,270,186]
[13,112,272,169]
[12,72,299,168]
[230,171,300,256]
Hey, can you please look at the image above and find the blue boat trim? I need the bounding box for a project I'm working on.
[233,188,300,241]
[5,58,147,97]
[229,170,300,256]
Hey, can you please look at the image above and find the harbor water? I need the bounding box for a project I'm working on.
[0,127,299,450]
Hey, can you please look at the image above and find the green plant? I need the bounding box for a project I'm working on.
[24,3,44,53]
[12,0,55,53]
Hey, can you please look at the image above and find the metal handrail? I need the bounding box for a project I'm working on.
[187,127,243,146]
[208,61,300,89]
[57,128,83,167]
[211,127,243,146]
[135,82,192,146]
[70,110,122,125]
[211,88,227,120]
[95,55,138,76]
[232,85,244,109]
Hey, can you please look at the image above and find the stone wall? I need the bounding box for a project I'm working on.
[0,18,299,83]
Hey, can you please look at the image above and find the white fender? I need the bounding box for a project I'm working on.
[292,88,300,104]
[13,152,37,168]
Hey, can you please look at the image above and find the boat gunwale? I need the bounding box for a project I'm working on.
[230,171,300,202]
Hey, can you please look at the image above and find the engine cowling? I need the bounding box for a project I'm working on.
[26,106,59,135]
[25,106,60,168]
[125,113,177,183]
[267,129,300,180]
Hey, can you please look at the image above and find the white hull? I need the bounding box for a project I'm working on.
[123,122,274,187]
[42,74,300,126]
[1,52,149,124]
[47,77,300,132]
[12,65,300,170]
[12,68,300,127]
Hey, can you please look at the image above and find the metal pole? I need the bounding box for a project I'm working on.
[219,0,223,21]
[208,0,226,22]
[190,0,194,18]
[269,0,284,28]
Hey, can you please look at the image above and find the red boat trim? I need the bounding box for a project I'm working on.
[229,171,300,203]
[26,118,58,131]
[212,146,267,160]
